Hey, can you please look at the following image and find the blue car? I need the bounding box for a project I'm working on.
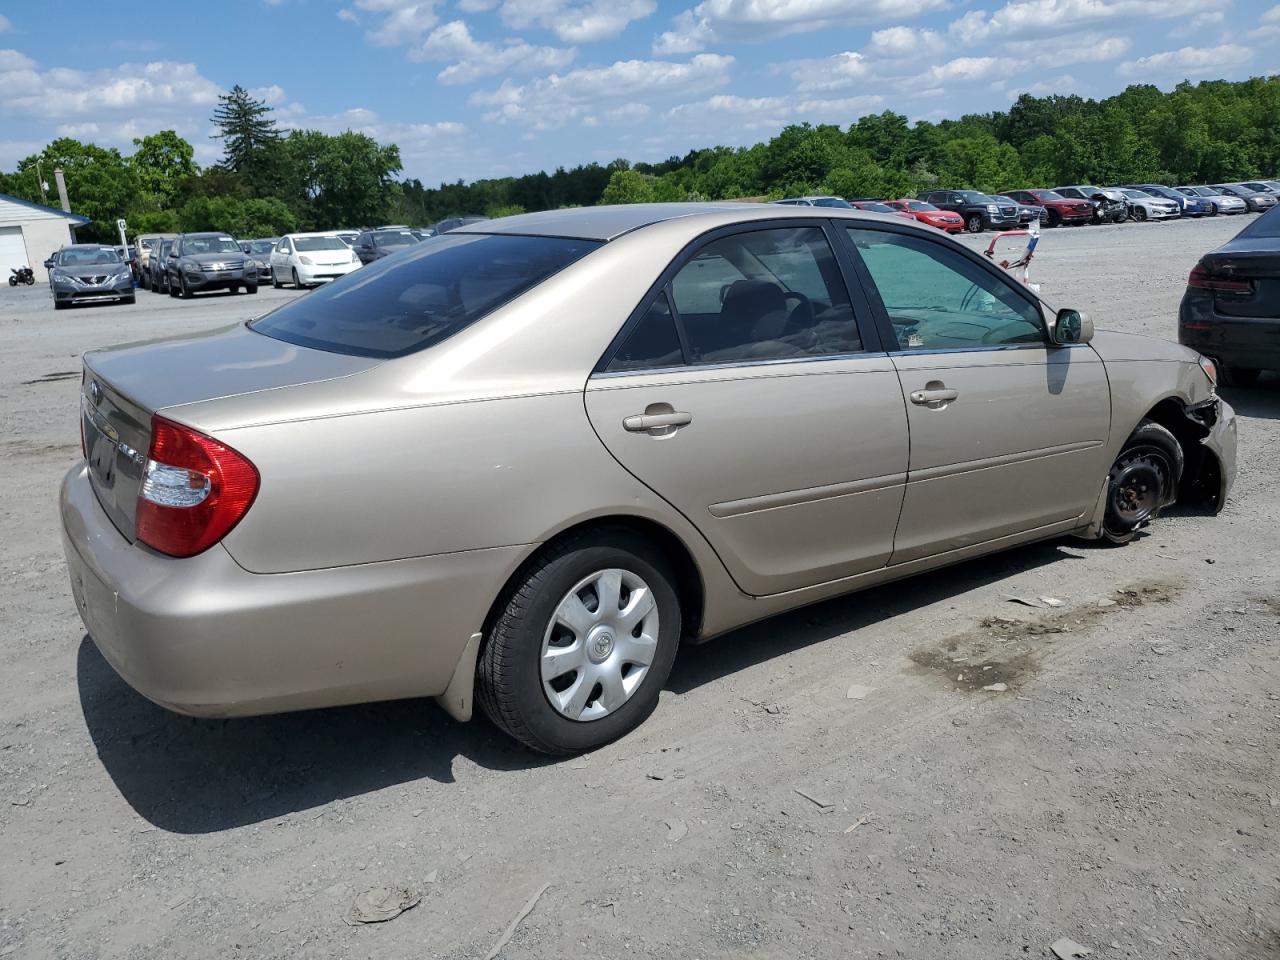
[1126,183,1209,217]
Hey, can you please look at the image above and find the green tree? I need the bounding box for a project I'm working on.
[211,85,282,194]
[131,130,197,208]
[599,169,656,204]
[16,138,142,240]
[177,196,296,236]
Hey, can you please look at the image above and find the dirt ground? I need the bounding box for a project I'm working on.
[1,217,1277,960]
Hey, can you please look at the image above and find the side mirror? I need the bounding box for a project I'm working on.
[1053,307,1093,345]
[43,258,55,269]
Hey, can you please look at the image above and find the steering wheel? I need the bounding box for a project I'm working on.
[782,291,815,331]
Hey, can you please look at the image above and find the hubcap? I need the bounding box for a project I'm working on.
[541,568,659,722]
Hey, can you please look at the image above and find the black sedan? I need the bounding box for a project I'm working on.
[1179,204,1280,386]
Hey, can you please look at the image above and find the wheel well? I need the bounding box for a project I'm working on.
[1138,397,1220,508]
[481,516,706,644]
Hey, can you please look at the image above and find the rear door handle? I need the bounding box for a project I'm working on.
[623,411,692,432]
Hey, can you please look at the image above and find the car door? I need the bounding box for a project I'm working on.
[272,237,292,275]
[585,222,910,597]
[841,223,1111,564]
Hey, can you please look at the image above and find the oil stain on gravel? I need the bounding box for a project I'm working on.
[910,578,1182,693]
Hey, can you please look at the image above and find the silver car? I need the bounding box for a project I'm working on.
[49,245,135,310]
[61,204,1237,754]
[1177,186,1247,214]
[1116,188,1180,221]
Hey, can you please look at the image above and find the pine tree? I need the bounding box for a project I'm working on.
[210,85,280,186]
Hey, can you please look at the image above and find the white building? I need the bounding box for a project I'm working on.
[0,192,90,283]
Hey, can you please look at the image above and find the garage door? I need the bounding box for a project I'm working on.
[0,226,28,276]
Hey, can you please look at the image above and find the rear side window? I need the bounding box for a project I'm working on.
[250,233,600,359]
[608,291,683,372]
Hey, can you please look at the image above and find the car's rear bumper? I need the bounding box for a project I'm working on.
[1179,293,1280,372]
[60,463,524,718]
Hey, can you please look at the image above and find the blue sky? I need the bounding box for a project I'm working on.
[1,0,1276,185]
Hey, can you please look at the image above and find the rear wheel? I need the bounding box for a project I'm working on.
[477,528,682,754]
[1103,420,1183,544]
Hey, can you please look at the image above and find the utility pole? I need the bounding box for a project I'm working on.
[34,159,49,204]
[53,168,71,213]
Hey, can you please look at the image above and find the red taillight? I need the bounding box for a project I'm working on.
[135,416,259,558]
[1187,263,1251,292]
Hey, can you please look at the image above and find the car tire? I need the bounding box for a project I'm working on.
[1206,203,1218,217]
[54,300,67,310]
[965,214,983,233]
[477,527,683,755]
[272,271,282,289]
[1134,206,1148,222]
[179,275,192,299]
[1046,210,1061,228]
[123,294,135,305]
[292,268,304,289]
[168,277,178,298]
[1217,363,1260,388]
[245,282,258,295]
[1102,420,1183,545]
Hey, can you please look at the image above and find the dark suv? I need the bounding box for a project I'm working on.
[165,232,257,298]
[916,190,1020,233]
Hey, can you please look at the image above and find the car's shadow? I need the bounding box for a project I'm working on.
[78,539,1075,834]
[1220,372,1280,420]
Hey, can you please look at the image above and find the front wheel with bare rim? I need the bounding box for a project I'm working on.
[477,529,682,754]
[1103,420,1184,544]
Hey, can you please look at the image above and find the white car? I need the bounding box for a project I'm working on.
[1117,188,1179,222]
[270,233,361,289]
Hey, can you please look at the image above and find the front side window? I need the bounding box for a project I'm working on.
[251,233,600,359]
[848,228,1044,351]
[667,227,860,365]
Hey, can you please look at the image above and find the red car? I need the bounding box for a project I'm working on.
[885,199,965,233]
[999,189,1094,227]
[849,200,917,222]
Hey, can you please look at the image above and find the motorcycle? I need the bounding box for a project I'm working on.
[8,266,35,286]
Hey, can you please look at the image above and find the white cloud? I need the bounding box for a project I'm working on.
[950,0,1225,43]
[866,26,946,58]
[0,15,11,33]
[352,0,441,46]
[498,0,656,43]
[1265,3,1280,22]
[1003,31,1131,65]
[458,0,497,9]
[337,7,359,22]
[1007,75,1079,98]
[0,57,222,119]
[470,53,734,128]
[248,84,288,106]
[665,92,884,133]
[415,20,575,82]
[903,56,1015,89]
[653,0,949,52]
[1169,9,1224,36]
[777,52,870,93]
[1118,43,1252,77]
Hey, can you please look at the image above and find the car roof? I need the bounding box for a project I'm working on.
[453,202,883,242]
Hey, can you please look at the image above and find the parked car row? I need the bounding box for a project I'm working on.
[114,217,490,305]
[774,180,1280,233]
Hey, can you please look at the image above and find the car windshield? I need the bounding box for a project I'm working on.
[246,240,275,253]
[858,202,895,213]
[295,236,348,252]
[1121,190,1149,200]
[907,201,938,211]
[1032,191,1065,201]
[251,233,601,359]
[58,248,121,266]
[812,197,853,208]
[183,236,241,254]
[373,230,418,246]
[956,191,989,202]
[1189,187,1215,196]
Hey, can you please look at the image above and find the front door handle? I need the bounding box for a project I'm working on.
[909,381,959,408]
[623,411,693,432]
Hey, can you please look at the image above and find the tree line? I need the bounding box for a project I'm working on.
[1,76,1277,242]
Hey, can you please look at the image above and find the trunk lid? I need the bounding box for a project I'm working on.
[1201,244,1280,319]
[81,323,379,541]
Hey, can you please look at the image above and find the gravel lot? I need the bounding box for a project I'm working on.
[1,217,1277,959]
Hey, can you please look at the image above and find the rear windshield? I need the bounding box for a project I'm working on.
[812,197,853,208]
[373,230,417,246]
[245,240,275,253]
[1240,205,1280,238]
[295,236,348,252]
[858,202,895,213]
[250,233,601,359]
[58,248,121,266]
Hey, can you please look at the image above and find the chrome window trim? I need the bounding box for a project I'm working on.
[590,351,880,380]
